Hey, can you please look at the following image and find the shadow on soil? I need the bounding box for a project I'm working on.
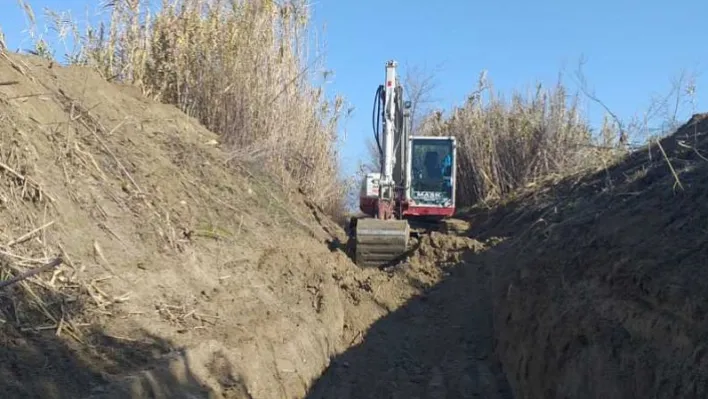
[305,245,515,399]
[449,115,708,398]
[0,280,236,399]
[308,115,708,399]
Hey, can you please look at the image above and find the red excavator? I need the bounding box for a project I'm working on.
[349,60,457,267]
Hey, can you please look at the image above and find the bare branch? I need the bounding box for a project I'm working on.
[574,55,627,145]
[575,55,699,147]
[402,61,444,135]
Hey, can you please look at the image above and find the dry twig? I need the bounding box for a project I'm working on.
[0,257,63,289]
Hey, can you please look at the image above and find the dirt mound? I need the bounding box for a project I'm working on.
[476,113,708,398]
[0,52,467,399]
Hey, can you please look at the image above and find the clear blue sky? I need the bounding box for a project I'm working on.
[2,0,707,181]
[309,0,708,178]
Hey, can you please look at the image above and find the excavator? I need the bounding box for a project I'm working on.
[349,60,457,267]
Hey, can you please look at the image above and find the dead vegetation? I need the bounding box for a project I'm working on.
[12,0,349,218]
[408,62,698,210]
[418,72,627,207]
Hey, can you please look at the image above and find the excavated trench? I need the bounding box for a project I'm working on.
[0,51,515,399]
[4,51,708,399]
[306,230,515,399]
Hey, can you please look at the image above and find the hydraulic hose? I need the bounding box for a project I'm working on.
[372,85,384,163]
[373,85,406,163]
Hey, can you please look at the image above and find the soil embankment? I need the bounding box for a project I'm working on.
[4,50,707,399]
[469,114,708,398]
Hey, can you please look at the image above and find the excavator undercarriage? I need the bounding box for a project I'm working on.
[348,215,469,268]
[351,218,410,268]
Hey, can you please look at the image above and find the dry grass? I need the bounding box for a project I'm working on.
[0,127,86,341]
[419,73,628,207]
[0,63,141,343]
[0,37,339,348]
[10,0,348,217]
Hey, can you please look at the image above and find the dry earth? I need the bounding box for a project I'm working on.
[0,52,512,399]
[2,49,708,399]
[464,114,708,398]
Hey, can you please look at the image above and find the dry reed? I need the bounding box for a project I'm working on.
[417,73,628,207]
[13,0,348,217]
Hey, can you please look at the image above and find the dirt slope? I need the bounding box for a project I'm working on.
[468,114,708,398]
[0,52,486,399]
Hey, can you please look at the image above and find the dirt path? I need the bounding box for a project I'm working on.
[306,236,514,399]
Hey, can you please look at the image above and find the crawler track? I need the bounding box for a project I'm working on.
[350,216,470,268]
[353,218,410,267]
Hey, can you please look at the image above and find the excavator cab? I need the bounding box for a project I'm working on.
[409,137,455,208]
